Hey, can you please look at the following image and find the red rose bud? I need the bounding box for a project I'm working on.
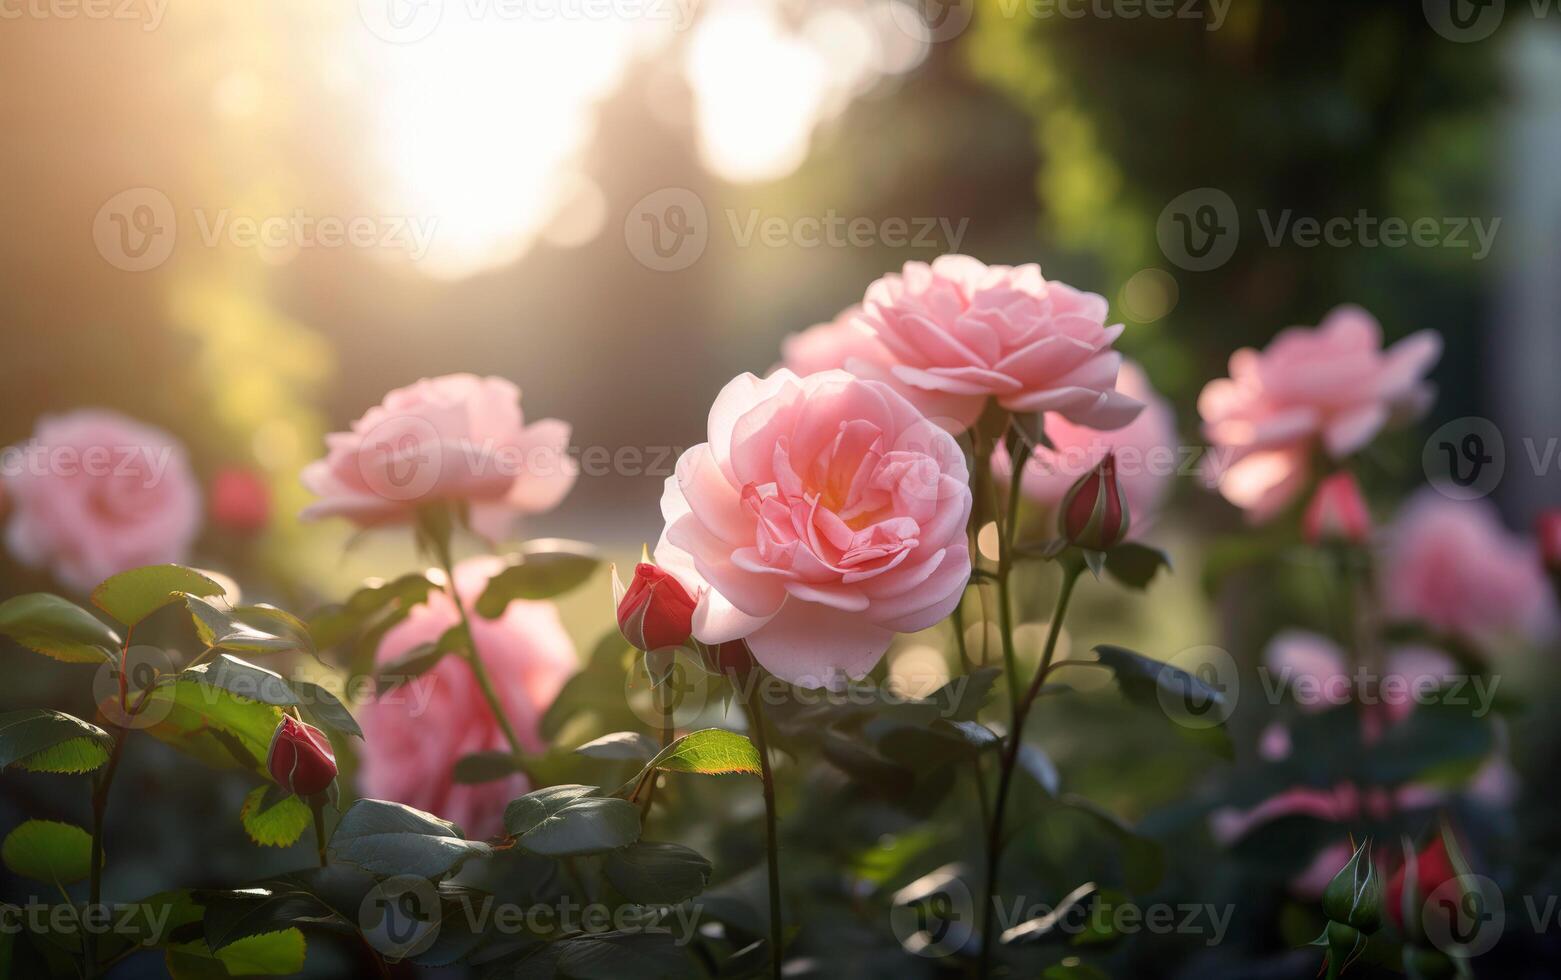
[617,562,696,652]
[1304,472,1371,546]
[1058,451,1130,551]
[267,715,337,797]
[1537,510,1561,575]
[1384,834,1460,932]
[210,467,271,534]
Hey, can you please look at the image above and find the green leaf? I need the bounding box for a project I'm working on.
[575,731,659,762]
[604,841,712,904]
[0,593,119,664]
[1001,881,1098,944]
[308,574,436,651]
[183,595,298,655]
[1368,698,1494,786]
[375,640,449,695]
[0,709,112,774]
[1057,795,1164,894]
[134,678,286,774]
[640,728,761,778]
[504,784,641,857]
[292,680,363,739]
[92,565,224,628]
[167,928,306,978]
[1104,542,1173,590]
[184,654,299,707]
[2,820,92,883]
[329,799,490,878]
[475,539,601,615]
[1091,644,1232,758]
[516,929,694,979]
[240,785,313,848]
[452,751,527,784]
[233,606,315,657]
[201,887,339,951]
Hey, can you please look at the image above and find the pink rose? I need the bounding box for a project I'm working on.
[654,369,972,688]
[3,409,200,592]
[992,361,1177,535]
[1198,306,1441,521]
[357,556,576,839]
[1263,629,1456,727]
[1381,490,1555,645]
[301,374,575,541]
[851,255,1143,433]
[780,306,887,376]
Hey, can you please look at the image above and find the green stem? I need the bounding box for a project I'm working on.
[741,683,784,980]
[641,658,676,819]
[85,729,127,978]
[976,560,1083,980]
[313,801,329,867]
[434,544,525,758]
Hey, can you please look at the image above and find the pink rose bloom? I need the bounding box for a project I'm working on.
[3,409,200,592]
[992,361,1177,535]
[851,255,1143,433]
[358,556,576,839]
[654,369,972,687]
[301,374,575,541]
[1198,306,1441,521]
[1381,490,1555,645]
[780,306,888,376]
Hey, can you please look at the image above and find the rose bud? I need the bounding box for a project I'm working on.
[267,715,337,797]
[1384,833,1459,933]
[1304,472,1371,546]
[701,639,754,679]
[210,466,271,534]
[617,562,696,652]
[1537,510,1561,575]
[1321,838,1383,935]
[1058,451,1130,551]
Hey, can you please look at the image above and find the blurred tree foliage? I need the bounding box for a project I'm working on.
[967,0,1503,416]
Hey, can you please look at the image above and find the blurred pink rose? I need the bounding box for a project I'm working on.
[655,369,972,688]
[1263,629,1456,728]
[3,409,200,592]
[358,556,576,839]
[781,306,887,376]
[851,255,1143,433]
[1381,490,1555,645]
[301,374,575,541]
[1198,306,1441,521]
[992,361,1177,535]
